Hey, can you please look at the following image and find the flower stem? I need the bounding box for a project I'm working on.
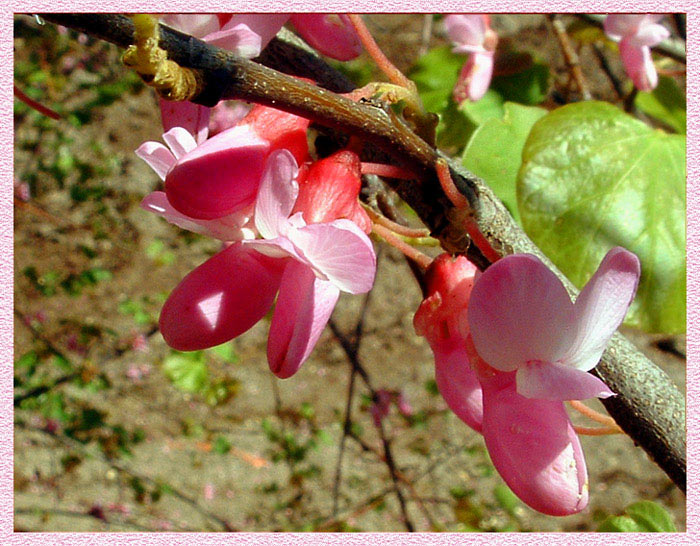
[346,14,416,93]
[372,223,433,270]
[360,161,417,180]
[574,425,623,436]
[569,400,623,434]
[364,205,431,238]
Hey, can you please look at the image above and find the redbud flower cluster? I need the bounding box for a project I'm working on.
[414,249,640,515]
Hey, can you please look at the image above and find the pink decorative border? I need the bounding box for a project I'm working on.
[4,1,696,543]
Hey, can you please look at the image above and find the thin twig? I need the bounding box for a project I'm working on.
[419,14,433,57]
[332,277,377,516]
[591,42,625,99]
[332,366,357,517]
[14,507,169,532]
[328,317,415,531]
[14,83,61,119]
[548,14,591,100]
[347,14,416,92]
[347,431,439,529]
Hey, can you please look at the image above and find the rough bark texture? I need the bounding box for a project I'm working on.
[39,13,686,492]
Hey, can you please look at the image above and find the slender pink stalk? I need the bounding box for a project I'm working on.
[365,207,431,239]
[14,84,60,120]
[574,424,623,436]
[569,400,622,431]
[436,159,501,263]
[360,162,416,180]
[372,223,432,269]
[347,14,416,91]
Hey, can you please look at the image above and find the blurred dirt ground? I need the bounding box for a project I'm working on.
[13,14,686,532]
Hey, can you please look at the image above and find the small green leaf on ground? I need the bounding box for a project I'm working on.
[162,351,208,394]
[597,501,677,532]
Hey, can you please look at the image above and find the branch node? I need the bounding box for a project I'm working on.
[121,14,202,101]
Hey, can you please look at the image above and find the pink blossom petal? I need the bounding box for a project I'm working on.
[224,14,290,49]
[630,22,670,48]
[160,14,221,37]
[563,247,640,371]
[141,191,252,241]
[516,360,615,400]
[208,101,251,137]
[244,235,303,261]
[604,14,646,41]
[453,50,494,102]
[287,219,376,294]
[444,14,486,50]
[290,14,362,61]
[468,254,575,372]
[254,150,299,239]
[162,127,198,160]
[205,23,263,58]
[481,378,589,516]
[432,339,483,432]
[620,38,659,91]
[267,260,340,378]
[135,141,176,181]
[159,99,210,144]
[159,244,284,350]
[165,124,269,220]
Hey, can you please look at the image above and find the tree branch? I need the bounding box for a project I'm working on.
[37,13,686,492]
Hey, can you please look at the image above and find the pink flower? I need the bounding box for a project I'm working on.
[468,248,640,402]
[415,248,640,515]
[137,104,311,223]
[208,101,252,137]
[241,150,376,377]
[604,14,670,91]
[289,14,362,61]
[136,125,269,223]
[414,254,483,432]
[371,389,393,427]
[141,141,375,378]
[444,14,498,102]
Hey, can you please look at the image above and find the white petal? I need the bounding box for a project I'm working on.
[162,126,198,159]
[254,150,299,239]
[135,141,176,181]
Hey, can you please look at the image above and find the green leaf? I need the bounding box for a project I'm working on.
[16,351,39,371]
[162,351,209,394]
[409,46,464,114]
[597,501,676,532]
[625,501,677,532]
[493,483,521,516]
[435,99,474,154]
[460,90,505,126]
[212,436,231,454]
[597,516,641,532]
[208,341,238,363]
[52,354,73,372]
[491,54,550,105]
[145,239,165,259]
[635,76,686,134]
[518,101,686,333]
[463,102,547,224]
